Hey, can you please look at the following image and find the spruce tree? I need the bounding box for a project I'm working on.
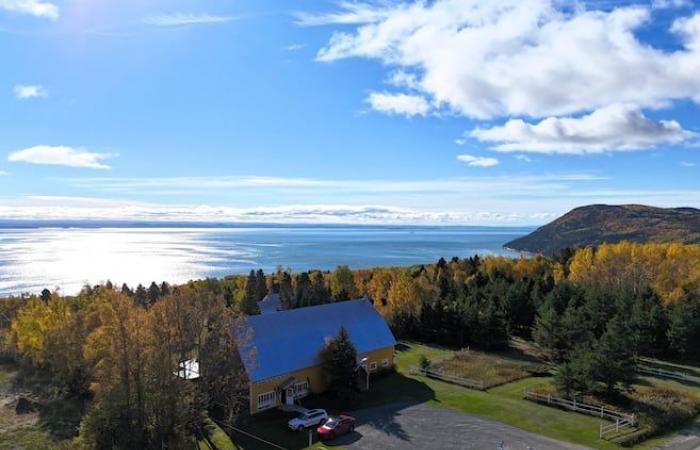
[242,270,261,315]
[320,326,358,401]
[279,272,294,310]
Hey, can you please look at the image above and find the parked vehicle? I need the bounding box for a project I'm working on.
[316,415,356,440]
[288,409,328,431]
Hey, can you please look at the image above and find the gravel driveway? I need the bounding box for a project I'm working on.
[321,402,590,450]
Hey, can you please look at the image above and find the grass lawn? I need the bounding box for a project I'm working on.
[236,342,622,450]
[233,342,700,450]
[431,348,541,388]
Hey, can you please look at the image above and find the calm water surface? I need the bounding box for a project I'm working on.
[0,226,530,296]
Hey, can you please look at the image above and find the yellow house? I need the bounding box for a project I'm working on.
[239,298,396,414]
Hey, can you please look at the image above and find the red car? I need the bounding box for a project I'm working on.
[316,415,356,440]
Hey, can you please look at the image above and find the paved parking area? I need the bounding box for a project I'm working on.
[324,402,589,450]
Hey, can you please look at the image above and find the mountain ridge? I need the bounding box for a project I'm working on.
[505,204,700,255]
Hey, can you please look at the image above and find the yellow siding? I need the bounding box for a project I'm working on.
[249,345,395,414]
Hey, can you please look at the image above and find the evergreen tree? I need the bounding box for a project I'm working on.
[294,272,312,308]
[590,316,638,395]
[148,282,161,304]
[320,326,358,402]
[242,270,261,315]
[310,272,330,305]
[223,286,235,308]
[630,289,668,356]
[121,283,133,297]
[533,299,565,362]
[279,272,294,310]
[40,288,51,303]
[160,281,170,297]
[134,284,148,308]
[255,269,267,303]
[667,300,694,356]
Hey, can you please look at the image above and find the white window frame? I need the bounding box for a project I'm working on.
[382,358,390,367]
[257,391,276,410]
[369,361,378,371]
[294,381,309,398]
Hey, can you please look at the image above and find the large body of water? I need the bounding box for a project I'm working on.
[0,225,531,296]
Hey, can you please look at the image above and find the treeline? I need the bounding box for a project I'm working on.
[3,285,248,449]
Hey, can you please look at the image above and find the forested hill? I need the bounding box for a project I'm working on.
[505,204,700,256]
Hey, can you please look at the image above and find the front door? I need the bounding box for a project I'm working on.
[286,387,294,405]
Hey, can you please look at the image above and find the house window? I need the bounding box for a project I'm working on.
[294,381,309,397]
[369,361,378,371]
[382,358,390,367]
[257,391,276,410]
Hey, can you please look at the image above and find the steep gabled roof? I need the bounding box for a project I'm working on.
[239,299,396,382]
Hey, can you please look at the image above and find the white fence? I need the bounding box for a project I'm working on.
[409,365,486,390]
[637,365,691,381]
[523,391,636,424]
[599,416,637,439]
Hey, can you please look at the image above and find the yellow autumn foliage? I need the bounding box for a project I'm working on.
[568,242,700,303]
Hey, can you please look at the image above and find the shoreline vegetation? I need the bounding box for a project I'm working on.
[1,241,700,449]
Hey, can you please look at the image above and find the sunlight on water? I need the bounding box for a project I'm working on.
[0,226,527,296]
[0,228,249,296]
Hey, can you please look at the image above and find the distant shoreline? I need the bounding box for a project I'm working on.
[0,219,537,231]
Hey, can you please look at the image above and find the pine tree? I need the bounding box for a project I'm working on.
[148,282,161,305]
[160,281,170,297]
[242,270,261,315]
[590,316,637,395]
[294,272,312,308]
[310,272,330,305]
[279,272,294,310]
[533,298,567,362]
[320,326,358,402]
[134,284,148,308]
[121,283,133,297]
[255,269,267,302]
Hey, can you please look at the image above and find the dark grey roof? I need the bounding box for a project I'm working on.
[240,299,396,382]
[259,293,282,314]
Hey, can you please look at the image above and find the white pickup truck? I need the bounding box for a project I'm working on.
[288,409,328,431]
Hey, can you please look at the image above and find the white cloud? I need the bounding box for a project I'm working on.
[470,104,695,154]
[457,154,499,167]
[14,84,48,100]
[366,92,430,117]
[310,1,700,120]
[285,43,306,51]
[682,161,696,167]
[58,173,605,196]
[0,196,562,225]
[8,145,115,169]
[515,154,532,162]
[142,13,234,27]
[0,0,58,19]
[652,0,692,9]
[295,2,392,26]
[0,170,7,176]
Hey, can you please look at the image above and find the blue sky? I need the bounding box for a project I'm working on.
[1,0,699,225]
